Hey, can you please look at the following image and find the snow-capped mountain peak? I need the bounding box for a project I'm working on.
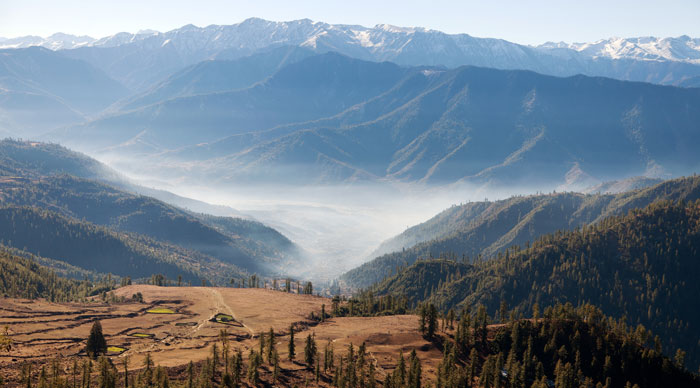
[3,18,699,91]
[2,18,698,67]
[0,33,95,50]
[537,36,700,64]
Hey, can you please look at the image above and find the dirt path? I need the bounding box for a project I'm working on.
[197,288,255,337]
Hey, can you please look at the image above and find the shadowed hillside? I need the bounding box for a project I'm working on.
[0,139,307,280]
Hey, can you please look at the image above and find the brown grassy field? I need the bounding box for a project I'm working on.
[0,286,440,386]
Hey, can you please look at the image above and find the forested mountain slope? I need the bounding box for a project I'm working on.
[0,139,118,180]
[0,246,98,301]
[431,303,698,387]
[0,175,299,273]
[0,139,306,280]
[373,200,700,369]
[0,206,241,284]
[0,139,244,217]
[343,176,700,288]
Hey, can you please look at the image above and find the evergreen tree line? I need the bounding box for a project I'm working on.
[0,247,116,302]
[372,200,700,370]
[328,293,408,318]
[426,301,699,388]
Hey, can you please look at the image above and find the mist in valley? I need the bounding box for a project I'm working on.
[92,152,551,281]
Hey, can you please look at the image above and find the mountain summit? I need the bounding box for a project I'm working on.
[4,18,699,89]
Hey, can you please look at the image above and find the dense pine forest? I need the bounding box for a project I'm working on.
[0,174,297,272]
[427,303,699,388]
[0,205,237,284]
[0,247,113,301]
[372,200,700,371]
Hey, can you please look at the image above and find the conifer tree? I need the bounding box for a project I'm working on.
[315,358,321,383]
[86,321,107,358]
[394,352,406,387]
[247,350,260,386]
[500,300,508,324]
[220,329,230,374]
[122,356,129,388]
[368,362,376,388]
[408,350,421,388]
[288,324,296,361]
[142,353,153,387]
[72,359,79,388]
[211,343,219,378]
[98,356,116,388]
[467,348,479,386]
[273,349,280,383]
[233,350,242,387]
[82,360,92,388]
[426,304,438,339]
[186,362,194,388]
[346,344,357,388]
[305,334,317,368]
[267,327,275,364]
[446,309,456,330]
[258,333,265,360]
[324,342,334,373]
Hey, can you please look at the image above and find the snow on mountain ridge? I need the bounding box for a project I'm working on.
[538,36,700,64]
[2,18,698,66]
[0,33,96,50]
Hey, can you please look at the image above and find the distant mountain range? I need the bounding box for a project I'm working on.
[0,18,698,192]
[2,19,700,89]
[0,47,129,135]
[48,53,700,189]
[0,19,698,197]
[539,36,700,64]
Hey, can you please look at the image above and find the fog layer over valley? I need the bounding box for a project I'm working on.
[117,173,539,280]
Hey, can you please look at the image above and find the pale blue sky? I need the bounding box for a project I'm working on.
[1,0,698,45]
